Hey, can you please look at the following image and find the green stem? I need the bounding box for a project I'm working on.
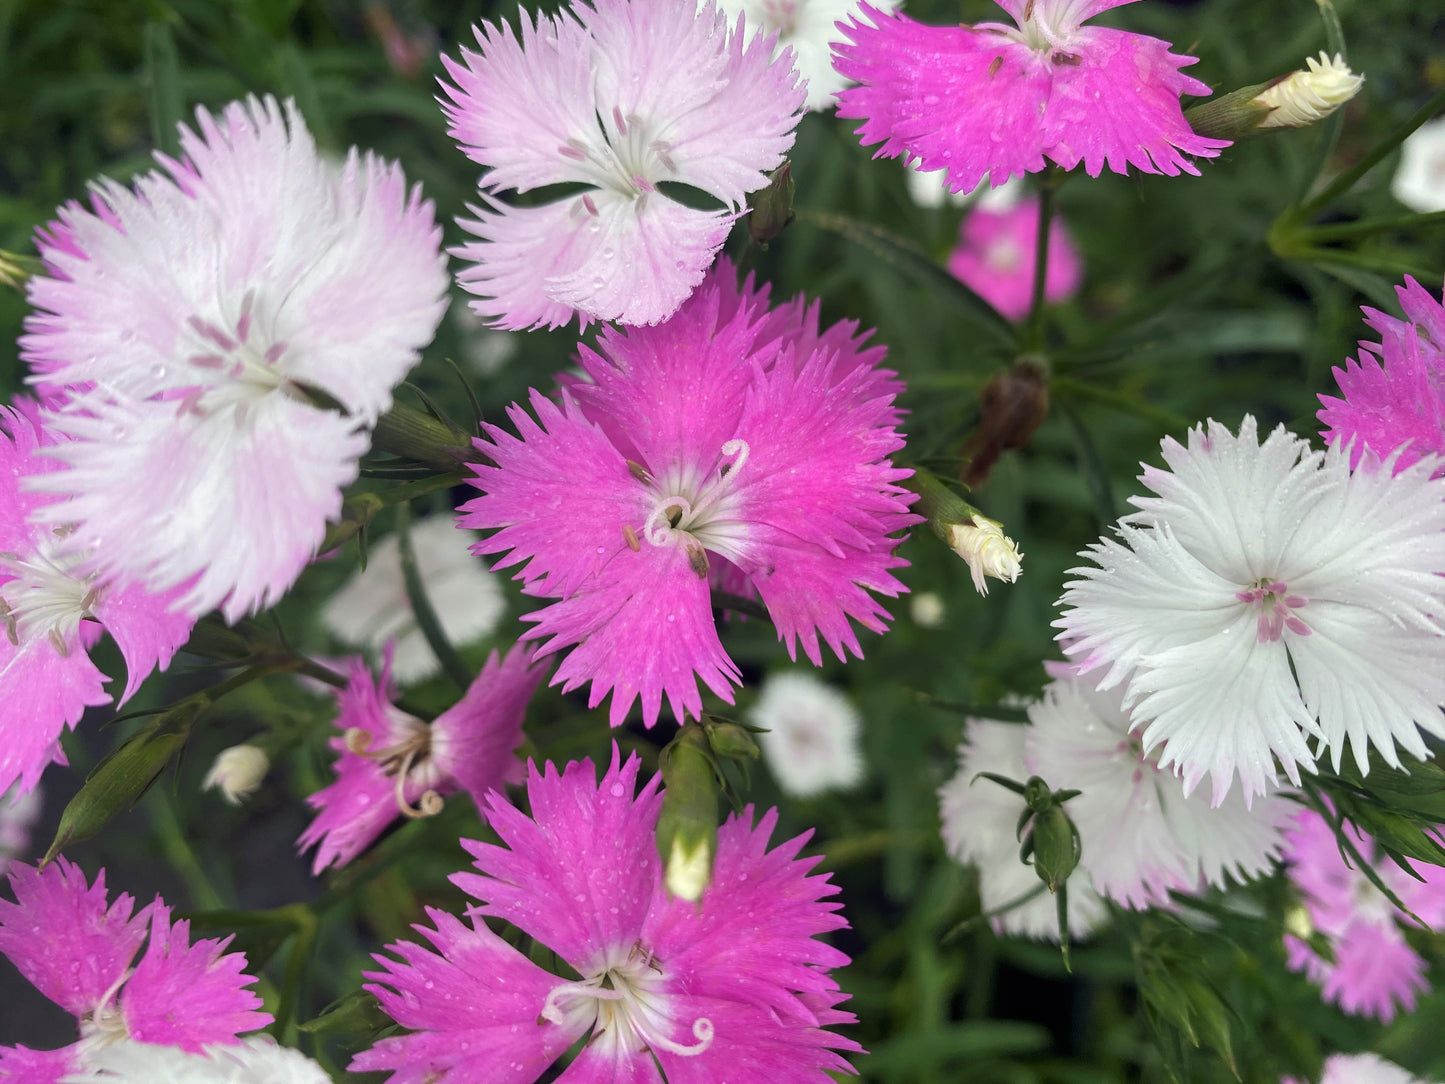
[1292,246,1436,280]
[1296,88,1445,219]
[269,904,318,1044]
[1024,175,1056,350]
[146,790,227,911]
[395,502,474,692]
[1051,376,1191,431]
[1302,209,1445,241]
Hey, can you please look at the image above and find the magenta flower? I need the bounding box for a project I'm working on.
[1319,276,1445,472]
[440,0,804,329]
[832,0,1229,194]
[299,644,546,873]
[459,266,918,727]
[351,749,860,1082]
[1283,807,1445,1022]
[0,403,192,799]
[22,95,448,623]
[0,859,270,1073]
[947,195,1083,321]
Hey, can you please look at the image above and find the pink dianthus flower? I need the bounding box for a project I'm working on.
[459,265,917,727]
[1319,276,1445,473]
[22,95,448,623]
[1283,807,1445,1022]
[833,0,1229,194]
[440,0,804,329]
[947,195,1082,321]
[352,749,860,1082]
[0,859,270,1077]
[0,403,192,799]
[298,644,546,873]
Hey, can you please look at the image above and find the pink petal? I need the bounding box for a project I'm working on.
[652,995,860,1084]
[525,540,741,727]
[1322,918,1428,1022]
[91,579,195,706]
[453,751,662,971]
[353,908,580,1084]
[554,1048,663,1084]
[0,633,109,797]
[0,1045,76,1084]
[947,198,1083,321]
[119,904,271,1050]
[431,644,547,802]
[0,859,148,1017]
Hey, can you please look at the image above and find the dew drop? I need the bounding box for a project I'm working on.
[610,782,625,797]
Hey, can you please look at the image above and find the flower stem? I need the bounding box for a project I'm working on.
[1024,172,1056,350]
[395,502,474,692]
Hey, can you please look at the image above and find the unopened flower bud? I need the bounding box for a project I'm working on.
[948,515,1023,597]
[961,359,1050,489]
[203,745,270,805]
[1029,804,1081,894]
[655,725,720,903]
[664,833,715,903]
[1186,53,1363,141]
[910,591,946,628]
[704,720,761,762]
[746,160,794,246]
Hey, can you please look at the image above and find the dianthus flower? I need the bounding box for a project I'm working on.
[1391,117,1445,214]
[441,0,803,330]
[750,670,865,797]
[947,196,1082,321]
[0,404,192,799]
[1287,1053,1439,1084]
[1023,664,1291,908]
[62,1037,329,1084]
[0,859,269,1079]
[833,0,1229,194]
[1055,416,1445,805]
[1282,807,1445,1022]
[938,720,1106,941]
[299,644,545,872]
[459,265,917,727]
[22,95,448,623]
[712,0,896,111]
[1319,276,1445,472]
[352,750,860,1082]
[321,514,507,686]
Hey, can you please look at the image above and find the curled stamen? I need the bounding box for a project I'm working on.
[718,438,749,477]
[643,497,694,546]
[647,1015,714,1057]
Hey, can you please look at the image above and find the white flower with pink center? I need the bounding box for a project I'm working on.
[22,95,448,623]
[749,670,864,797]
[1055,416,1445,805]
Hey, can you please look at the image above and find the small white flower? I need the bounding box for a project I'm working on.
[1393,116,1445,214]
[1022,666,1293,908]
[1255,52,1364,130]
[1056,416,1445,805]
[452,304,519,376]
[749,671,864,797]
[322,514,506,686]
[938,720,1106,941]
[202,745,270,805]
[0,783,42,875]
[712,0,899,111]
[63,1037,330,1084]
[1319,1053,1431,1084]
[948,514,1023,596]
[910,591,946,628]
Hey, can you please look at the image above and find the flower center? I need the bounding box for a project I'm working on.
[985,236,1024,274]
[540,943,714,1060]
[637,439,751,572]
[1005,0,1084,60]
[759,0,801,38]
[558,109,680,208]
[1235,578,1310,643]
[0,529,98,656]
[78,971,131,1054]
[345,715,444,819]
[176,290,297,418]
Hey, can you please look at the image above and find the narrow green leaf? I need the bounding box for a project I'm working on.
[395,502,473,692]
[144,22,184,158]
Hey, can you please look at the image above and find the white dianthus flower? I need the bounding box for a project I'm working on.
[1392,117,1445,214]
[749,671,864,797]
[63,1036,330,1083]
[1055,416,1445,805]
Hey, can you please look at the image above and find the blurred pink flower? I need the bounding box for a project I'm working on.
[299,644,546,873]
[833,0,1228,194]
[946,196,1082,320]
[459,265,918,728]
[22,95,448,623]
[1283,807,1445,1022]
[0,859,269,1074]
[440,0,803,329]
[1319,276,1445,473]
[352,749,860,1082]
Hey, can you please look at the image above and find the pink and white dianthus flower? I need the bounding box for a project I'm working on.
[440,0,803,330]
[1282,807,1445,1022]
[351,749,860,1083]
[833,0,1229,194]
[938,719,1107,941]
[1023,664,1292,909]
[1319,276,1445,473]
[299,644,546,873]
[459,265,917,728]
[0,859,269,1079]
[22,95,448,623]
[0,403,192,799]
[947,195,1082,321]
[1055,416,1445,805]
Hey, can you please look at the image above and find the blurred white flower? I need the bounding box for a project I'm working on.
[322,514,506,686]
[749,671,864,797]
[0,783,42,876]
[904,165,1024,211]
[63,1036,329,1083]
[909,591,946,628]
[938,720,1106,941]
[202,745,270,806]
[451,304,519,376]
[1393,116,1445,213]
